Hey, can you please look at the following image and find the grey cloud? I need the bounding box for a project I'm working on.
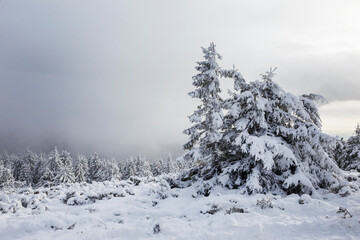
[0,0,359,158]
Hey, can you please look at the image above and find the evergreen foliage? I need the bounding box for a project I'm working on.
[183,43,224,164]
[181,44,349,195]
[339,124,360,171]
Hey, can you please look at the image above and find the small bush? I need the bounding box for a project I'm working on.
[256,198,273,209]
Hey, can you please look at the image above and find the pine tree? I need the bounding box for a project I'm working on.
[0,163,15,189]
[151,158,164,176]
[214,68,343,195]
[339,124,360,171]
[134,155,152,178]
[74,154,88,183]
[18,148,37,186]
[88,153,104,182]
[32,154,46,186]
[0,151,12,169]
[103,159,121,181]
[123,157,137,180]
[57,150,75,183]
[182,43,224,164]
[11,154,22,181]
[164,153,179,174]
[47,147,63,184]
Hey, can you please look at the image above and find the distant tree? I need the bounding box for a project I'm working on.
[47,147,63,184]
[0,151,12,169]
[122,157,136,180]
[134,155,152,177]
[11,154,22,181]
[103,159,122,181]
[18,148,37,186]
[74,154,88,183]
[164,153,179,174]
[32,154,46,186]
[329,137,347,167]
[151,158,164,176]
[339,124,360,171]
[88,153,104,182]
[0,163,15,189]
[57,150,75,183]
[182,43,224,165]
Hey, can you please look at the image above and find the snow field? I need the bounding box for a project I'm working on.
[0,177,360,240]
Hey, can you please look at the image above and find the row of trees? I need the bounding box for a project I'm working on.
[0,148,184,189]
[181,43,359,195]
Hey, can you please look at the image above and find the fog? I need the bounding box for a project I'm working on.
[1,0,359,159]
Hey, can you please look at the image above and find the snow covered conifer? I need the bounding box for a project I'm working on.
[215,68,343,195]
[339,124,360,171]
[0,151,12,169]
[32,154,46,186]
[164,153,179,174]
[0,164,15,189]
[123,157,136,180]
[19,148,37,186]
[74,154,88,182]
[151,158,164,176]
[134,155,152,178]
[88,153,104,182]
[104,159,122,181]
[57,150,75,183]
[11,154,22,181]
[182,43,224,164]
[47,147,63,184]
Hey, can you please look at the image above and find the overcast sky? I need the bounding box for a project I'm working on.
[0,0,359,159]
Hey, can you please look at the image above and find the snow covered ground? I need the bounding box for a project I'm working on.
[0,176,360,240]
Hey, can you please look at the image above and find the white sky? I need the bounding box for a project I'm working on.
[0,0,359,158]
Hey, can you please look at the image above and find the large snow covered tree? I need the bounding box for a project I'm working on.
[213,68,344,195]
[181,46,350,195]
[182,43,224,164]
[339,124,360,171]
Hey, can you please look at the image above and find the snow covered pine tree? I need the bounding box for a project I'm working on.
[181,44,350,196]
[339,124,360,171]
[182,43,223,168]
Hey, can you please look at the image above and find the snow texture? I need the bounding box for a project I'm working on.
[0,176,360,240]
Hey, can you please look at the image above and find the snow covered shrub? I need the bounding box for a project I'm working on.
[226,206,245,214]
[180,43,349,196]
[337,207,352,218]
[153,224,161,234]
[200,204,222,215]
[256,198,273,209]
[298,194,312,204]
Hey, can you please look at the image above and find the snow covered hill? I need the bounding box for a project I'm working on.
[1,175,360,240]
